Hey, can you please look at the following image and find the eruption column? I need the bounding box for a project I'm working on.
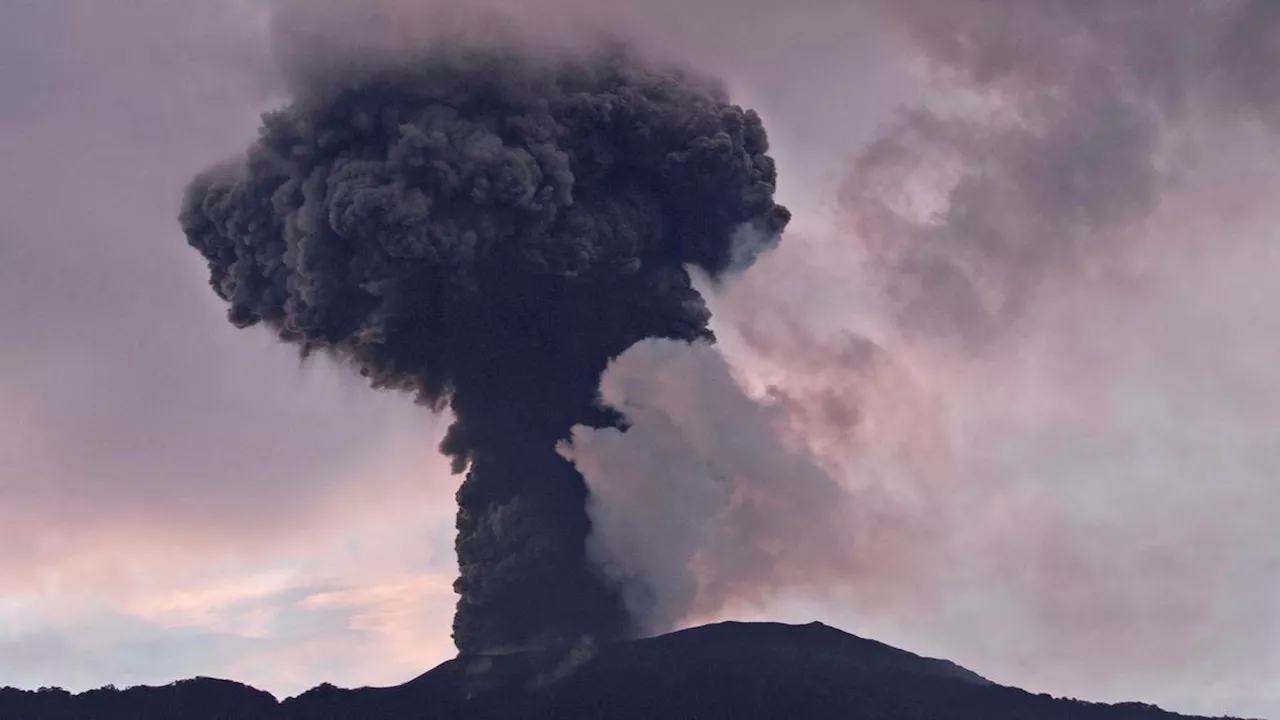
[179,47,789,653]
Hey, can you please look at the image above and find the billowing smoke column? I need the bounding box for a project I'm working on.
[178,45,789,653]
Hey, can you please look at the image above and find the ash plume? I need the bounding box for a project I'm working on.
[178,37,789,654]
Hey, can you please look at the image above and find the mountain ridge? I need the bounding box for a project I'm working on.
[0,621,1252,719]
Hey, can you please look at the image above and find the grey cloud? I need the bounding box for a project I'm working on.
[846,0,1280,348]
[564,340,860,633]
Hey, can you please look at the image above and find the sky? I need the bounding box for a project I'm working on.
[1,1,1278,718]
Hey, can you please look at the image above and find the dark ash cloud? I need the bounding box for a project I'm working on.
[179,38,789,653]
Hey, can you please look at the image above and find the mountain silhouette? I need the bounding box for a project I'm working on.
[0,621,1249,719]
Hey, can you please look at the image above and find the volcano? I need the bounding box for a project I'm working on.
[0,621,1249,719]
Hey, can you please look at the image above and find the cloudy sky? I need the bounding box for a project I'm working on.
[2,1,1278,718]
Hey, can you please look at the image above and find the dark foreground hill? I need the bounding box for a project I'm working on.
[0,621,1248,720]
